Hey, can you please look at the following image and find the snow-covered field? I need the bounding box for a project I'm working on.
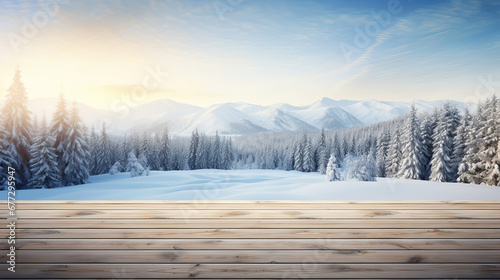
[3,169,500,200]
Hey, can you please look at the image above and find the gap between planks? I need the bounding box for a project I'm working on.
[1,249,499,264]
[0,264,499,278]
[4,238,500,250]
[2,228,500,239]
[6,203,500,210]
[12,218,500,229]
[3,209,500,219]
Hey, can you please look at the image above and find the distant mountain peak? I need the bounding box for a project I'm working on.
[26,97,471,136]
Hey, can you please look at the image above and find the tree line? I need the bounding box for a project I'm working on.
[235,98,500,187]
[1,69,500,189]
[0,69,237,189]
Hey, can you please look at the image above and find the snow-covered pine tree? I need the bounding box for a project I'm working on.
[457,158,471,184]
[480,96,500,186]
[452,107,472,182]
[429,103,460,182]
[344,154,374,181]
[344,154,358,180]
[138,152,149,170]
[316,128,327,174]
[0,115,13,188]
[196,133,210,169]
[63,103,90,186]
[458,102,486,184]
[488,140,500,186]
[385,127,402,178]
[282,146,294,171]
[303,136,314,172]
[119,136,131,166]
[341,136,349,160]
[357,135,372,156]
[80,115,92,176]
[50,92,70,183]
[376,130,389,177]
[28,116,60,188]
[148,133,161,171]
[221,137,229,170]
[367,142,378,179]
[158,127,171,170]
[88,126,99,175]
[95,123,113,174]
[258,148,268,169]
[271,148,279,169]
[109,161,122,175]
[2,68,33,187]
[129,133,141,157]
[140,153,151,175]
[188,130,199,170]
[349,135,356,155]
[366,154,377,181]
[206,135,214,169]
[326,154,341,181]
[126,152,145,177]
[139,131,158,170]
[143,133,154,168]
[139,132,149,157]
[429,123,451,182]
[420,111,437,180]
[212,131,222,169]
[171,146,182,170]
[109,140,120,171]
[331,133,342,162]
[226,138,234,169]
[293,137,304,172]
[398,104,424,180]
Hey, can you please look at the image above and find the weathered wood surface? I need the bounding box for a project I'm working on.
[3,209,500,219]
[11,218,500,228]
[3,228,500,239]
[1,200,499,279]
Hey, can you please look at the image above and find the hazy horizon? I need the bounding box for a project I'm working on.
[21,94,472,111]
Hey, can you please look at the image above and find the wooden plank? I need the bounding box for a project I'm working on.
[3,249,499,264]
[8,238,500,250]
[10,203,500,210]
[5,209,500,219]
[3,228,500,239]
[0,264,499,278]
[0,279,488,280]
[15,218,500,229]
[5,200,500,203]
[2,201,499,279]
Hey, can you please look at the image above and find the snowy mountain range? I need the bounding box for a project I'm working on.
[27,97,471,136]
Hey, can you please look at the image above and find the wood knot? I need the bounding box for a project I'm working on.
[408,256,424,263]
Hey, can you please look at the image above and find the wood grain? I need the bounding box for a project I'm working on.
[0,264,499,278]
[4,209,500,219]
[8,202,500,209]
[6,238,500,250]
[3,228,500,239]
[2,200,499,279]
[2,249,499,263]
[14,218,500,229]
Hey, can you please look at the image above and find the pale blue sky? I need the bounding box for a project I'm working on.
[1,0,499,108]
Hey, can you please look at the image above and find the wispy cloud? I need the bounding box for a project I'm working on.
[337,0,493,92]
[489,42,500,49]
